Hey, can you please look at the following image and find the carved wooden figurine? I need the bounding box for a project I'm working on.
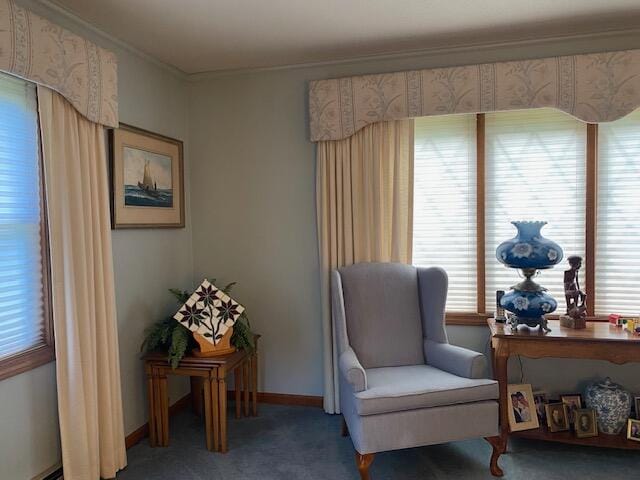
[562,255,587,328]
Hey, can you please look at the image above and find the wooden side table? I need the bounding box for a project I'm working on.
[488,319,640,451]
[144,336,259,453]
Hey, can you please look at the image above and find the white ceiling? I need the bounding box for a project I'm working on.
[50,0,640,74]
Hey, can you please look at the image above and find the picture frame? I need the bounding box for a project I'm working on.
[533,391,548,423]
[507,384,540,432]
[628,419,640,442]
[109,124,185,228]
[574,408,598,438]
[545,402,570,432]
[635,396,640,420]
[560,394,583,425]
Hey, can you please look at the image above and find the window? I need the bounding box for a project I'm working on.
[484,110,586,312]
[596,109,640,315]
[413,107,640,323]
[413,115,477,312]
[0,72,53,380]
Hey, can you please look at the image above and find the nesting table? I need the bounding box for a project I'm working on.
[144,336,259,453]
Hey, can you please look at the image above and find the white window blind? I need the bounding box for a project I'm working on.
[596,109,640,315]
[0,72,46,359]
[413,115,477,312]
[485,109,586,312]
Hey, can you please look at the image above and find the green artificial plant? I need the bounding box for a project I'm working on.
[141,279,254,368]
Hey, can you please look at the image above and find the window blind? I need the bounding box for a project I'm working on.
[485,109,586,313]
[595,109,640,315]
[0,72,46,359]
[413,115,477,312]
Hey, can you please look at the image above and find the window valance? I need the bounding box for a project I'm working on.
[309,49,640,142]
[0,0,118,127]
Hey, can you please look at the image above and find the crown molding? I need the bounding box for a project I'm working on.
[187,26,640,82]
[32,1,640,83]
[37,0,188,80]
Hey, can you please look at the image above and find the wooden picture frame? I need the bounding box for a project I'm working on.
[628,419,640,442]
[545,403,570,432]
[560,394,583,425]
[635,396,640,420]
[109,124,184,228]
[507,384,540,432]
[574,408,598,438]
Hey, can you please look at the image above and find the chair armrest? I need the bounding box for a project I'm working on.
[339,347,367,392]
[425,340,488,379]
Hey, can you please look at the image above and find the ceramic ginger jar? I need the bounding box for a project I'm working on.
[584,377,632,435]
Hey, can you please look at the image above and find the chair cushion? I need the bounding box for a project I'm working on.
[354,365,498,416]
[339,263,424,369]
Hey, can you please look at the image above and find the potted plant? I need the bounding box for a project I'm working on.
[141,279,254,368]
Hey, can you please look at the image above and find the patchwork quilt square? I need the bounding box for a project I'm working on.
[173,279,245,345]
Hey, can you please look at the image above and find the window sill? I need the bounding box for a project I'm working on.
[445,312,611,326]
[0,344,56,382]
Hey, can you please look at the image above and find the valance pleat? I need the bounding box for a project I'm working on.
[0,0,118,128]
[309,49,640,141]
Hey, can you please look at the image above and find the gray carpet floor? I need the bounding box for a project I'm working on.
[118,404,635,479]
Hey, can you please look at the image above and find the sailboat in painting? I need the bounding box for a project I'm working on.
[123,146,174,208]
[137,160,160,196]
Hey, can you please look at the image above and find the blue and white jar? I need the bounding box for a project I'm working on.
[584,377,632,435]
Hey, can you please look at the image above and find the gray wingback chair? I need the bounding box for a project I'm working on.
[332,262,504,479]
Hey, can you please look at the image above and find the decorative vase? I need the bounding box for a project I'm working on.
[496,221,563,269]
[496,221,563,333]
[584,377,632,435]
[192,327,236,357]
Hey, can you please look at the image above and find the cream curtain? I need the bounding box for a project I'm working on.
[317,119,414,413]
[38,86,126,479]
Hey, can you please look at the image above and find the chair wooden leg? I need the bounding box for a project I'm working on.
[341,417,349,437]
[485,435,506,477]
[355,452,374,480]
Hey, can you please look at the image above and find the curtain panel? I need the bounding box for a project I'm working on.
[309,49,640,141]
[0,0,118,128]
[38,86,126,479]
[317,119,414,413]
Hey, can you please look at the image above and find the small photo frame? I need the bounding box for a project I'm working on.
[628,419,640,442]
[533,391,548,423]
[574,409,598,438]
[545,403,569,432]
[507,384,540,432]
[560,394,583,424]
[635,396,640,420]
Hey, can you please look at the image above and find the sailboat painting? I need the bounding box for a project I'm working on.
[123,146,173,208]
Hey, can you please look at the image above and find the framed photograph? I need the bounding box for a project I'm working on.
[507,384,540,432]
[109,124,184,228]
[635,396,640,420]
[628,419,640,442]
[560,394,583,424]
[533,391,548,423]
[545,403,569,432]
[574,409,598,438]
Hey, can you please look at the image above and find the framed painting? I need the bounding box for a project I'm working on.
[109,124,184,228]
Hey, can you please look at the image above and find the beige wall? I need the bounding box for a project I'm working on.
[0,2,192,479]
[188,30,640,399]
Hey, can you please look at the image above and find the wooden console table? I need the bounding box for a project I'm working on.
[488,319,640,450]
[144,336,259,453]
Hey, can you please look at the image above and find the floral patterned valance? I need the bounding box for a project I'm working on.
[309,49,640,142]
[0,0,118,127]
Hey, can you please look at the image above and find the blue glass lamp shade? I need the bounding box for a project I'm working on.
[496,221,563,269]
[496,221,563,332]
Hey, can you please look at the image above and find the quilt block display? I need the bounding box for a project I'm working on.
[173,279,245,345]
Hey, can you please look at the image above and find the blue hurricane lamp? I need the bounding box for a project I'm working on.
[496,221,563,332]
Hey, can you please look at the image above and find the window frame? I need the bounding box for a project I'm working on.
[0,98,55,381]
[415,112,603,326]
